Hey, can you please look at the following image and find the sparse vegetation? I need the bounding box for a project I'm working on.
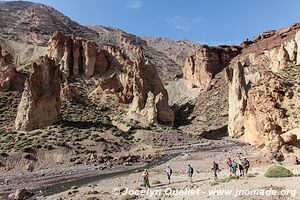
[209,181,219,186]
[265,165,293,178]
[209,176,239,186]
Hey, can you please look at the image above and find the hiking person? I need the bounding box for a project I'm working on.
[237,156,244,176]
[166,165,173,184]
[187,164,194,183]
[226,158,232,174]
[243,157,250,174]
[142,169,150,188]
[211,161,221,180]
[231,160,238,176]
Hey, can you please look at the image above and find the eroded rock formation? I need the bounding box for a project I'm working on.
[0,45,26,91]
[15,56,61,131]
[227,23,300,159]
[129,48,174,126]
[47,31,108,80]
[183,45,241,90]
[227,62,248,138]
[97,46,174,126]
[243,72,293,146]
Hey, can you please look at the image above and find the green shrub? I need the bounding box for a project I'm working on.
[209,181,219,186]
[265,165,293,178]
[209,176,238,186]
[217,176,238,183]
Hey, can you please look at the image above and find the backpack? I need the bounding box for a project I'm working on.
[215,163,219,170]
[232,162,237,168]
[227,160,232,167]
[244,160,250,167]
[189,166,194,174]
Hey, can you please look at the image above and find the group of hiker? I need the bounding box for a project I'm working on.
[141,157,250,187]
[226,156,250,177]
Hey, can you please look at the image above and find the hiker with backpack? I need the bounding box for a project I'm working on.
[237,156,245,176]
[166,165,173,184]
[211,161,221,180]
[231,160,238,176]
[142,169,150,188]
[226,158,233,174]
[187,164,194,183]
[243,157,250,174]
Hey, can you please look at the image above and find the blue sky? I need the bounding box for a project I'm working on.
[29,0,300,45]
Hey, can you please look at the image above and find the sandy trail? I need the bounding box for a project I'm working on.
[37,139,300,200]
[4,138,299,200]
[0,139,235,199]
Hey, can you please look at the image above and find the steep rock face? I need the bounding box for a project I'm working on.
[15,56,61,131]
[228,25,300,137]
[0,45,26,91]
[226,62,248,137]
[243,72,293,146]
[47,31,108,80]
[183,45,241,90]
[227,23,300,158]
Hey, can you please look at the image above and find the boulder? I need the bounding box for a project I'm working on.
[8,188,32,200]
[112,120,131,132]
[281,132,298,146]
[15,56,62,131]
[283,155,299,165]
[25,163,34,172]
[253,34,262,42]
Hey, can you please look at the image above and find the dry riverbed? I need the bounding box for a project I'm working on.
[40,138,300,200]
